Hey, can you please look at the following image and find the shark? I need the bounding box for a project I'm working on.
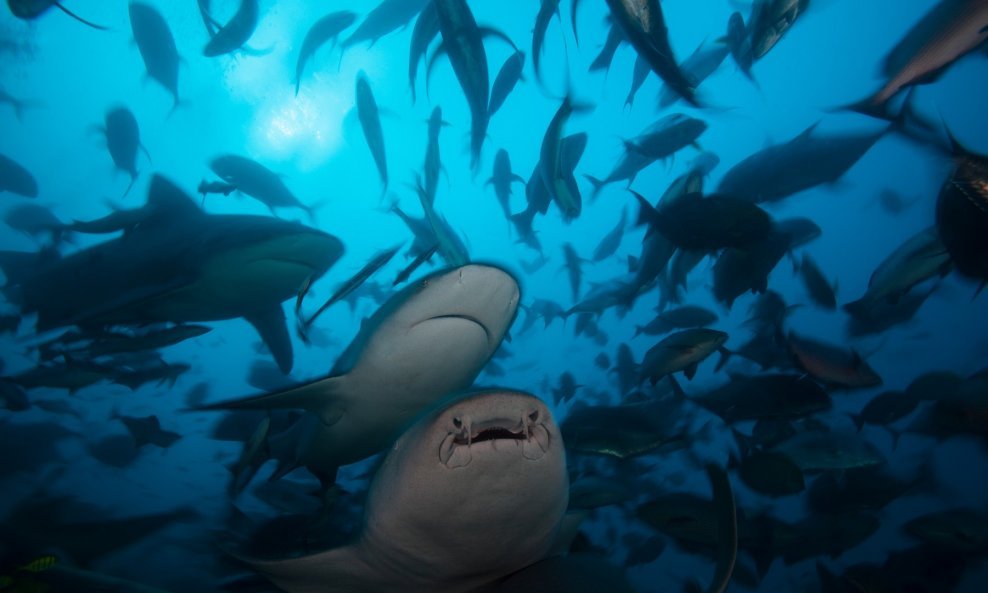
[0,175,344,373]
[242,389,569,593]
[198,263,519,488]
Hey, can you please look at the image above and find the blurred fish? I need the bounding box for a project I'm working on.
[634,305,717,337]
[639,328,729,384]
[723,12,754,80]
[773,512,880,566]
[594,352,611,370]
[519,298,566,332]
[341,0,430,51]
[936,136,988,287]
[772,431,885,472]
[532,0,560,82]
[210,154,318,219]
[295,11,357,96]
[746,0,811,60]
[657,41,729,108]
[393,243,437,285]
[101,106,149,197]
[354,72,388,193]
[795,254,837,310]
[624,55,650,108]
[486,148,525,220]
[203,0,258,57]
[844,226,952,317]
[562,398,693,459]
[0,152,38,198]
[197,179,236,199]
[540,96,588,221]
[12,358,117,393]
[905,508,988,555]
[732,451,805,497]
[712,227,799,308]
[7,0,108,30]
[592,206,627,262]
[0,378,29,411]
[808,462,935,515]
[623,534,667,567]
[561,243,586,302]
[416,185,469,266]
[717,123,887,204]
[848,390,920,434]
[849,0,988,119]
[113,410,182,448]
[3,204,65,243]
[418,106,448,206]
[788,331,882,389]
[695,373,831,423]
[50,324,211,359]
[129,2,181,110]
[430,0,512,171]
[876,189,919,215]
[408,3,439,102]
[638,192,772,251]
[611,343,638,395]
[489,50,525,116]
[605,0,698,106]
[552,371,581,405]
[114,360,191,391]
[589,22,625,73]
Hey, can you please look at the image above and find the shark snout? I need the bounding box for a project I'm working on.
[439,406,551,468]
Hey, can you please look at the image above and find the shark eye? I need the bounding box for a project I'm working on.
[528,410,539,423]
[452,417,463,429]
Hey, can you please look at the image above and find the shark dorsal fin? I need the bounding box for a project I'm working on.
[145,175,205,224]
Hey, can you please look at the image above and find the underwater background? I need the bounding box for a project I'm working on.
[1,0,988,591]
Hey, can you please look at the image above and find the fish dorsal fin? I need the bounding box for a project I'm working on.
[197,376,347,428]
[144,175,205,224]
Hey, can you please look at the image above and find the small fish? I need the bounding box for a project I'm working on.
[301,244,402,332]
[488,50,525,116]
[197,179,237,199]
[295,11,357,96]
[17,555,57,572]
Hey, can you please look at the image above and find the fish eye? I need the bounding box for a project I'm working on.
[452,417,462,428]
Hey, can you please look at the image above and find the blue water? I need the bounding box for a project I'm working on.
[1,1,987,591]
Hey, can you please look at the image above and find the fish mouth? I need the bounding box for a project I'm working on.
[439,414,551,469]
[424,313,492,343]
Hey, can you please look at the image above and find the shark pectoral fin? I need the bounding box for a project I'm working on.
[548,510,588,556]
[239,545,366,593]
[198,377,346,428]
[245,306,293,374]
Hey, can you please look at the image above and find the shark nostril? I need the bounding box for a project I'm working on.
[528,410,539,423]
[452,417,463,429]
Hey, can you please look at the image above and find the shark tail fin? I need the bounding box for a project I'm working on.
[193,375,346,429]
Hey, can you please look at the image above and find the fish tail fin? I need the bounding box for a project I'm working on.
[714,346,732,372]
[122,173,138,199]
[842,297,871,319]
[54,2,110,30]
[583,174,606,199]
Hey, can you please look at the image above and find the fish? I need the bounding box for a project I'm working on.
[552,371,581,405]
[639,328,730,384]
[299,244,401,333]
[746,0,811,60]
[569,475,635,510]
[294,11,357,96]
[734,450,805,497]
[849,0,988,119]
[489,50,525,116]
[408,3,439,102]
[657,41,730,108]
[771,431,885,472]
[561,397,694,459]
[849,390,920,434]
[341,0,431,51]
[592,206,627,262]
[486,148,526,220]
[711,228,797,308]
[795,254,837,309]
[905,508,988,554]
[113,360,191,391]
[393,243,437,285]
[102,106,149,197]
[48,324,211,359]
[634,305,717,337]
[717,123,887,204]
[519,298,566,333]
[430,0,511,171]
[0,176,343,373]
[694,373,831,423]
[3,204,64,242]
[0,378,29,411]
[621,58,650,108]
[787,331,883,389]
[594,352,611,370]
[844,226,952,317]
[203,0,258,56]
[418,106,448,206]
[605,0,699,106]
[561,243,585,302]
[724,11,754,80]
[196,265,518,489]
[532,0,560,82]
[129,2,181,110]
[355,72,388,193]
[6,0,108,30]
[197,179,237,199]
[239,390,567,593]
[936,136,988,285]
[539,96,588,221]
[416,185,469,266]
[638,192,772,251]
[808,463,935,515]
[210,155,317,219]
[589,23,625,73]
[113,411,182,448]
[0,152,38,198]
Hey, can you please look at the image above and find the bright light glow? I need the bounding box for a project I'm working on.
[252,90,345,168]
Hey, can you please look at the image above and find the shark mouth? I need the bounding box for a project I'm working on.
[439,415,550,468]
[424,314,492,343]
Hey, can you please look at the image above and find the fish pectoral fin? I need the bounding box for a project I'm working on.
[684,362,699,380]
[245,306,293,374]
